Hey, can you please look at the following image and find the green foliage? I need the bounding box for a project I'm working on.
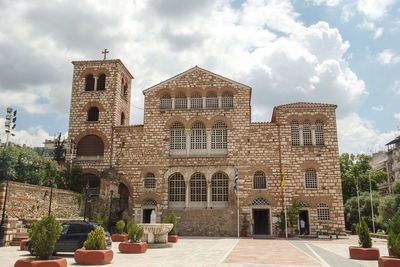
[387,212,400,257]
[127,219,144,243]
[52,133,66,165]
[116,220,126,235]
[90,211,109,229]
[83,225,107,250]
[27,214,62,260]
[344,191,381,230]
[64,162,83,193]
[162,212,177,235]
[340,153,387,203]
[356,218,372,248]
[278,211,286,231]
[392,176,400,194]
[376,194,400,230]
[287,199,302,228]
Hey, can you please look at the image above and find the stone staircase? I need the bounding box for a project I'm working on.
[9,220,28,247]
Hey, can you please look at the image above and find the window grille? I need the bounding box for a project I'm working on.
[211,172,228,201]
[221,92,233,108]
[211,121,227,149]
[190,173,206,202]
[206,92,218,108]
[253,171,266,189]
[77,135,104,156]
[315,120,324,146]
[303,120,312,146]
[142,199,157,207]
[170,122,186,150]
[190,122,206,149]
[85,74,95,91]
[97,74,106,91]
[305,168,317,188]
[144,173,156,189]
[175,92,187,109]
[251,197,270,206]
[317,203,330,221]
[87,107,99,121]
[291,121,300,146]
[190,93,203,109]
[168,173,186,202]
[160,94,172,110]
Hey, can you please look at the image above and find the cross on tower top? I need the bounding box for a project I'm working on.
[102,49,109,60]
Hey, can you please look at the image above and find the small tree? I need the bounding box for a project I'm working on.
[387,212,400,257]
[162,212,177,235]
[287,199,302,234]
[84,225,107,250]
[356,217,372,248]
[278,211,286,232]
[28,214,62,260]
[116,220,126,235]
[127,219,144,243]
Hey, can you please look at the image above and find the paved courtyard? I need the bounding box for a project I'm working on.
[1,235,388,267]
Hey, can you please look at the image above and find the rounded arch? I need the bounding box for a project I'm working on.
[85,74,95,91]
[209,116,233,128]
[82,101,106,112]
[74,129,110,150]
[187,117,209,128]
[165,116,187,129]
[312,114,328,124]
[97,73,106,91]
[204,87,220,96]
[301,160,320,172]
[155,88,172,98]
[80,68,111,78]
[82,168,102,178]
[120,112,125,125]
[248,165,272,176]
[77,135,104,156]
[81,173,100,188]
[243,193,278,207]
[219,86,238,95]
[118,182,130,212]
[170,87,186,97]
[87,107,99,121]
[137,192,162,205]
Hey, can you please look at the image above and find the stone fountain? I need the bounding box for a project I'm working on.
[138,211,173,248]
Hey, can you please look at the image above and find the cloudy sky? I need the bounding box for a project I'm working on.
[0,0,399,154]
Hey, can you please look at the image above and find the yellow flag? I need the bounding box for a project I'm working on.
[280,163,285,194]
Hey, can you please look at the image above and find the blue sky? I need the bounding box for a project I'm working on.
[0,0,399,154]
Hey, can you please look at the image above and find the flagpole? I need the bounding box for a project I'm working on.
[236,161,240,238]
[284,183,288,239]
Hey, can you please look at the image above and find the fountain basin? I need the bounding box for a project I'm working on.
[138,223,173,248]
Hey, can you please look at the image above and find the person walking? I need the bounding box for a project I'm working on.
[300,219,306,235]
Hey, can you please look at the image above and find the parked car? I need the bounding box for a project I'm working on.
[25,221,112,254]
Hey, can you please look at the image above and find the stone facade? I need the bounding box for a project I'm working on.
[67,59,346,236]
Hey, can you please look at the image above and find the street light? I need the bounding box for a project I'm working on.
[0,179,9,247]
[83,181,90,222]
[108,190,114,231]
[369,170,376,233]
[356,175,361,225]
[48,177,55,216]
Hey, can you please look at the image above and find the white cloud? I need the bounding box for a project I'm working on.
[311,0,341,7]
[357,0,396,20]
[374,27,383,39]
[376,49,400,64]
[392,80,400,95]
[372,105,383,111]
[395,113,400,120]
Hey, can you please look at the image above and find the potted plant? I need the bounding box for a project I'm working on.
[118,219,147,253]
[278,211,286,237]
[163,212,179,242]
[111,220,128,242]
[14,214,66,267]
[349,217,380,260]
[240,223,249,237]
[74,225,114,265]
[378,212,400,267]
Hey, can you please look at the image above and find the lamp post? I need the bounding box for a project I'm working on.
[48,177,55,216]
[108,190,113,231]
[369,170,375,233]
[83,182,90,222]
[0,179,9,247]
[356,175,361,225]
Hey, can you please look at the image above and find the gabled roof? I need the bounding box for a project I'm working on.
[142,66,251,94]
[386,135,400,146]
[271,102,337,123]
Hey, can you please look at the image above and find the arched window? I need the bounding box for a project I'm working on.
[317,203,330,221]
[211,121,227,149]
[144,173,156,189]
[160,94,172,110]
[190,122,206,150]
[77,135,104,156]
[303,120,312,146]
[291,120,300,146]
[190,93,203,109]
[87,107,99,121]
[170,122,186,150]
[118,183,129,211]
[221,92,233,108]
[211,172,228,202]
[206,92,218,108]
[168,173,185,202]
[81,174,100,195]
[120,112,125,125]
[190,173,206,202]
[305,168,317,188]
[85,74,95,91]
[253,171,266,189]
[315,120,324,146]
[175,92,187,109]
[97,74,106,91]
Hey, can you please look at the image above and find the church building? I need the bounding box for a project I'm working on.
[67,58,346,236]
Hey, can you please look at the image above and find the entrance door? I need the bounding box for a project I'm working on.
[143,209,154,223]
[253,209,269,234]
[299,210,310,235]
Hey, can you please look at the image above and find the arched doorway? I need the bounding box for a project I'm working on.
[250,197,272,235]
[118,183,129,215]
[141,199,157,223]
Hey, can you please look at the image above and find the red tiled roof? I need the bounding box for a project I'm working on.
[274,102,337,109]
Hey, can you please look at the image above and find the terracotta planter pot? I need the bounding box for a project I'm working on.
[118,242,148,253]
[279,231,286,238]
[111,234,128,242]
[240,229,247,237]
[74,249,114,265]
[14,257,67,267]
[168,235,178,243]
[349,246,380,260]
[378,256,400,267]
[20,240,28,250]
[389,250,400,257]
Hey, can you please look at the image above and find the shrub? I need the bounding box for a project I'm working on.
[91,211,109,229]
[127,219,144,243]
[163,212,177,235]
[116,220,126,235]
[27,214,62,260]
[356,217,372,248]
[387,212,400,257]
[83,225,107,250]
